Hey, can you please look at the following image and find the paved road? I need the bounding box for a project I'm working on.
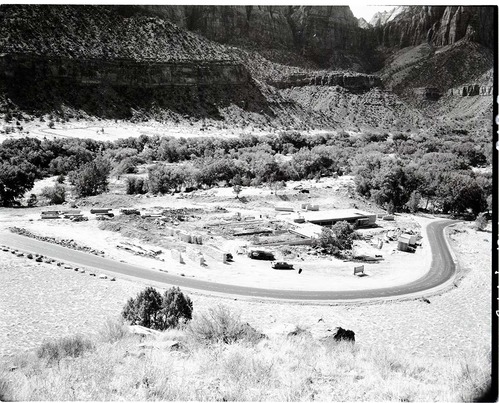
[0,220,457,301]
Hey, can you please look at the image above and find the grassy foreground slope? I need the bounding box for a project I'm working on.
[0,314,490,402]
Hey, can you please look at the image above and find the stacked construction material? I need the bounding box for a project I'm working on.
[40,210,60,219]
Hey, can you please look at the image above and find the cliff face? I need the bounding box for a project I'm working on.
[376,6,494,50]
[269,72,381,93]
[0,53,269,118]
[0,5,269,118]
[134,5,379,71]
[0,4,493,123]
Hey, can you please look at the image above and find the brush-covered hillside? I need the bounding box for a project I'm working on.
[0,5,236,62]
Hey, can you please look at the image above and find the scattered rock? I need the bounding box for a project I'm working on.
[8,227,105,256]
[138,340,183,351]
[330,327,355,343]
[312,323,355,343]
[129,325,163,338]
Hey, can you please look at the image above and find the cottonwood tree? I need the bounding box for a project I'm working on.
[41,184,66,204]
[70,157,111,197]
[317,221,355,256]
[0,160,37,206]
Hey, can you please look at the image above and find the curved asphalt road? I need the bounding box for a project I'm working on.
[0,220,457,301]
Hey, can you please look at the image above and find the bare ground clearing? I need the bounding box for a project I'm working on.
[3,176,430,292]
[2,118,340,143]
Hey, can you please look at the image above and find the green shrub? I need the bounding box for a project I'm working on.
[40,184,66,204]
[473,212,488,231]
[126,176,147,195]
[36,334,94,363]
[122,286,193,330]
[187,305,265,345]
[27,193,38,207]
[159,287,193,329]
[122,287,163,329]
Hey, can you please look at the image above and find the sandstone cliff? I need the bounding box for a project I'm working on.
[375,6,494,50]
[0,5,270,119]
[132,5,380,71]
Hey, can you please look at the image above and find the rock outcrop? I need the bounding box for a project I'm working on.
[369,7,404,27]
[413,87,441,100]
[448,85,493,97]
[131,5,379,71]
[375,6,494,50]
[270,72,381,93]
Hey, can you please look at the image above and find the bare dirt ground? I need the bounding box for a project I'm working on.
[2,118,339,143]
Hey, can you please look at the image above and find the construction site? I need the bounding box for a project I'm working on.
[25,176,426,292]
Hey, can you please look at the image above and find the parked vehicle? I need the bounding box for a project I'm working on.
[271,261,294,270]
[247,250,274,260]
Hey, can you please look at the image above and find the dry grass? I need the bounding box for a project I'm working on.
[36,334,95,364]
[97,317,131,344]
[0,317,491,401]
[186,304,265,346]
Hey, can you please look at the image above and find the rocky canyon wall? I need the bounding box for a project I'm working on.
[0,54,270,118]
[269,72,381,92]
[133,5,380,71]
[374,6,494,50]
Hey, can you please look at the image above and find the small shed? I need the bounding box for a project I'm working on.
[397,233,417,251]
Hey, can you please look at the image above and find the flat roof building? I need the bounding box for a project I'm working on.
[297,209,376,227]
[282,208,377,238]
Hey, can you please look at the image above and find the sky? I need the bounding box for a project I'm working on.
[348,5,395,22]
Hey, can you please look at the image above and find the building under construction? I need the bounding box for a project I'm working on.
[289,209,376,228]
